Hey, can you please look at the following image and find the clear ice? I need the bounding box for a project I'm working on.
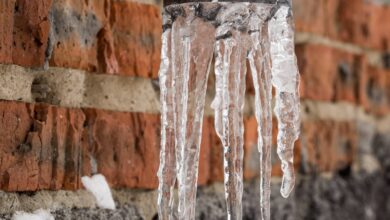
[158,1,300,220]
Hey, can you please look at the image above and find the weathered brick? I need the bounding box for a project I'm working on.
[249,43,368,102]
[359,65,390,116]
[294,0,390,51]
[0,0,52,67]
[0,101,215,191]
[48,0,161,77]
[13,0,52,66]
[296,43,362,103]
[240,118,357,177]
[300,120,357,173]
[0,0,161,76]
[48,0,107,72]
[82,109,161,189]
[293,0,339,38]
[337,0,390,51]
[242,117,356,177]
[110,1,162,78]
[0,0,15,64]
[0,101,361,191]
[0,101,85,191]
[81,110,213,188]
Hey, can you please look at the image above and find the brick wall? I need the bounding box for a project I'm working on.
[0,0,390,219]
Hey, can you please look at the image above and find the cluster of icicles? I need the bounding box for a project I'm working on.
[157,1,300,220]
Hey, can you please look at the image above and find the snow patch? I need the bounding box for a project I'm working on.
[12,209,54,220]
[81,174,116,210]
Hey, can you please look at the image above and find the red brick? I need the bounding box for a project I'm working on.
[296,43,362,103]
[0,100,361,191]
[0,101,85,191]
[0,100,216,191]
[337,0,390,51]
[294,0,390,51]
[242,117,356,177]
[293,0,339,38]
[82,109,161,189]
[48,0,108,73]
[0,101,217,191]
[13,0,52,66]
[0,0,52,67]
[97,25,119,74]
[81,110,213,189]
[110,1,161,78]
[0,0,15,63]
[359,65,390,116]
[48,0,161,77]
[300,120,357,173]
[255,119,355,177]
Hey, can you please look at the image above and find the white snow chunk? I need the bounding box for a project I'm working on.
[12,209,54,220]
[81,174,116,210]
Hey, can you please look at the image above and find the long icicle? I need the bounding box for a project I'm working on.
[169,5,216,220]
[157,24,177,220]
[247,5,273,220]
[269,5,300,198]
[212,4,249,219]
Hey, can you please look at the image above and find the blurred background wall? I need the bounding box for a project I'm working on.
[0,0,389,219]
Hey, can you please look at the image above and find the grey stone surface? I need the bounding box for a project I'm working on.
[0,171,389,219]
[195,172,390,220]
[112,190,158,220]
[52,204,143,220]
[0,190,96,215]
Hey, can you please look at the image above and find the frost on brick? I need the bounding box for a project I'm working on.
[157,2,300,220]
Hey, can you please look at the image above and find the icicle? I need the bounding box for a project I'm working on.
[158,4,216,220]
[158,2,301,219]
[157,20,177,219]
[269,5,300,198]
[247,4,273,220]
[173,8,215,220]
[212,4,250,219]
